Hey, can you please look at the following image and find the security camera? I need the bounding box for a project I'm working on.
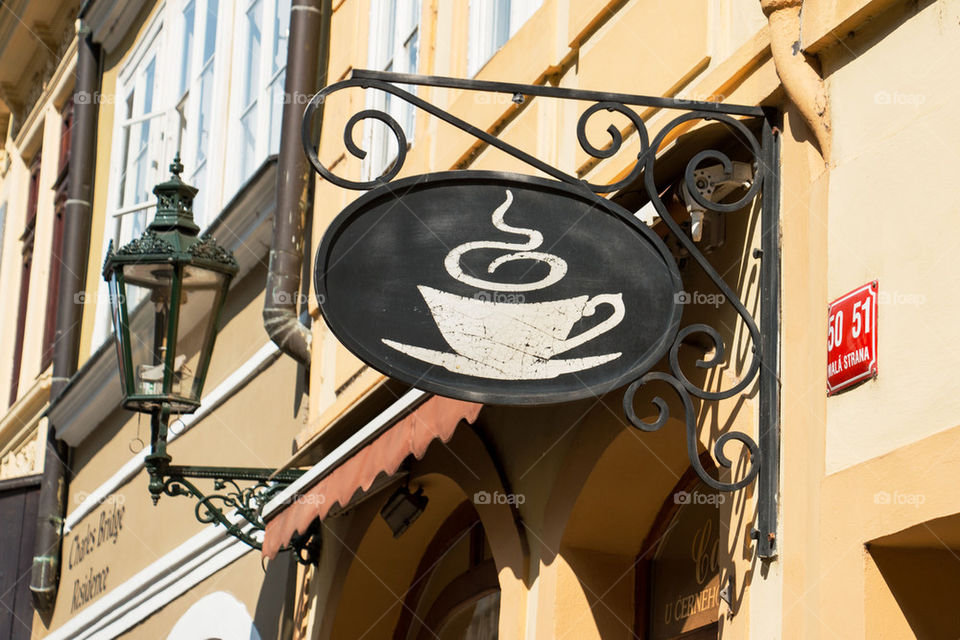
[680,161,754,249]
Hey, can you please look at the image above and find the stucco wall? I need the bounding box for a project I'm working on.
[823,0,960,472]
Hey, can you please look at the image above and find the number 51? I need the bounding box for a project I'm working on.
[851,298,871,338]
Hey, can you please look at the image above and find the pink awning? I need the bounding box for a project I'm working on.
[262,396,482,558]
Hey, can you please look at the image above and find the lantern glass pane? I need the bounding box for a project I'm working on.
[175,265,228,403]
[107,273,128,391]
[121,262,184,409]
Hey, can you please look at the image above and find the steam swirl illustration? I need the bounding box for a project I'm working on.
[443,190,567,292]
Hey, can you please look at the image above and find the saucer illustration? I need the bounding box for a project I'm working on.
[382,339,621,380]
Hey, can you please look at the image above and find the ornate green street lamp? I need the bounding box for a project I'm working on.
[103,155,237,415]
[103,155,237,502]
[102,156,314,560]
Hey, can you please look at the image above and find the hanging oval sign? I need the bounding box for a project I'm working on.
[315,171,683,405]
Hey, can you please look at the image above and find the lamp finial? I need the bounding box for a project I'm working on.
[170,152,184,179]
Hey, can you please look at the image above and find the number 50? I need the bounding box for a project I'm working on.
[828,310,843,350]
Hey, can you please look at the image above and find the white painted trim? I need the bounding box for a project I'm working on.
[261,388,428,519]
[64,342,281,533]
[45,515,259,640]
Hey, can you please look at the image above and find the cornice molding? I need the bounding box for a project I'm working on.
[83,0,147,52]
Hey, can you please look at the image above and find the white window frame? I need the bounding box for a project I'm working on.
[227,0,291,192]
[467,0,541,77]
[92,15,170,348]
[363,0,421,180]
[176,0,225,227]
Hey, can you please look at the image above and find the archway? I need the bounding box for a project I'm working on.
[321,424,527,640]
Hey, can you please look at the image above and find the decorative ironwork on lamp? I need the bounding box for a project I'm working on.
[102,155,318,563]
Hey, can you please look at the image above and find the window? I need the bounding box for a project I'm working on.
[235,0,291,184]
[642,480,721,640]
[91,0,292,349]
[92,28,165,349]
[467,0,541,76]
[177,0,220,225]
[41,99,73,369]
[364,0,420,179]
[10,154,41,405]
[114,35,162,252]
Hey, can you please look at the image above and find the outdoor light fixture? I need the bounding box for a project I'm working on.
[380,485,428,538]
[103,155,315,562]
[103,155,236,414]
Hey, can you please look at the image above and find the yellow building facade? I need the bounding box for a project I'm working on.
[1,0,307,638]
[272,0,960,638]
[0,0,957,639]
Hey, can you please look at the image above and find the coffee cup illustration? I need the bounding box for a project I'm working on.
[383,190,625,380]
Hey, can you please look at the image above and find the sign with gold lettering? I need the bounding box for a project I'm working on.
[649,483,721,639]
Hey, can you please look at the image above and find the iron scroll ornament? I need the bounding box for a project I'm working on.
[303,70,780,556]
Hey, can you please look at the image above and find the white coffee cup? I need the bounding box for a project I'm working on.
[418,285,625,374]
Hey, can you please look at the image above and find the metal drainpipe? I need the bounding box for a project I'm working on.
[263,0,331,365]
[761,0,831,162]
[30,23,101,619]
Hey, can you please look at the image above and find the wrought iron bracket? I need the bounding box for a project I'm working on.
[302,70,781,559]
[145,407,320,564]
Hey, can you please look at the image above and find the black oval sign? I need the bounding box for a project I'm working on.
[315,171,683,405]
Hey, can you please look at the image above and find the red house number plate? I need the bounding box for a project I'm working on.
[827,281,878,395]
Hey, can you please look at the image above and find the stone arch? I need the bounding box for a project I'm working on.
[532,390,693,640]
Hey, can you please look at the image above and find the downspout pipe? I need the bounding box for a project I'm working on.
[263,0,331,365]
[761,0,831,162]
[30,22,101,618]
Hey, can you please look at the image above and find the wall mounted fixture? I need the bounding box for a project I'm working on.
[102,155,318,564]
[303,70,781,559]
[380,485,429,538]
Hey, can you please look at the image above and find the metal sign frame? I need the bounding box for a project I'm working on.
[304,69,781,559]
